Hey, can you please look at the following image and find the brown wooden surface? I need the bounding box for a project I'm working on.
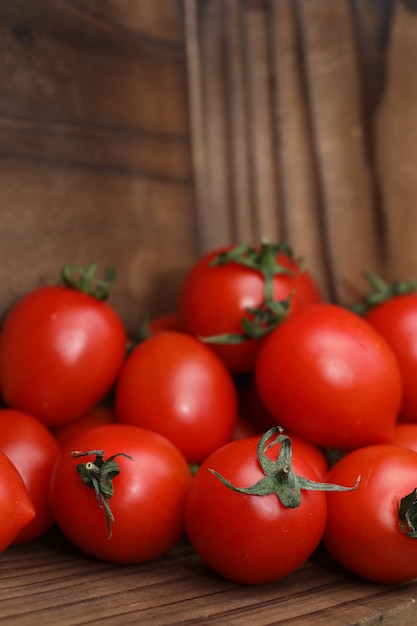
[0,529,416,625]
[2,1,417,623]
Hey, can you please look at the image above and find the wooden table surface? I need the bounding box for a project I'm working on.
[1,529,416,625]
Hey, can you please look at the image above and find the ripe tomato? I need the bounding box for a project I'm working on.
[363,292,417,423]
[115,331,238,464]
[255,303,402,449]
[323,444,417,583]
[52,405,116,447]
[185,428,342,584]
[0,409,60,543]
[0,269,127,427]
[178,242,321,373]
[49,423,192,564]
[389,422,417,454]
[0,449,35,552]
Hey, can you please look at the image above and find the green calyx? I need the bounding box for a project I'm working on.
[61,261,116,301]
[71,449,135,538]
[209,426,360,508]
[350,269,417,315]
[202,241,301,345]
[398,488,417,538]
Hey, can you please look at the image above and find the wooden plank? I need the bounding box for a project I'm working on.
[296,0,382,304]
[374,0,417,283]
[1,533,417,624]
[0,0,196,330]
[269,0,331,300]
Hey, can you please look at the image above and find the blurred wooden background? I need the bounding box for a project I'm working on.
[0,0,416,333]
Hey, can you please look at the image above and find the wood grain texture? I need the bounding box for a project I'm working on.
[374,0,417,282]
[0,0,195,333]
[1,531,417,625]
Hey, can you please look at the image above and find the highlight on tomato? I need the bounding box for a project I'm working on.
[178,241,322,373]
[323,444,417,584]
[0,449,35,553]
[185,427,357,584]
[49,423,192,564]
[0,262,127,427]
[0,408,60,543]
[255,302,403,450]
[115,330,238,464]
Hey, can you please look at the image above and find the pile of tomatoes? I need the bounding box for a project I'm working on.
[2,244,417,586]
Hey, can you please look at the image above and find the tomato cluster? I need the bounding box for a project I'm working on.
[1,247,417,587]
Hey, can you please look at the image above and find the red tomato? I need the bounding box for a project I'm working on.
[0,284,127,427]
[0,409,60,543]
[115,331,238,464]
[148,313,182,333]
[52,405,116,447]
[178,243,321,373]
[255,303,402,449]
[363,293,417,423]
[0,409,59,543]
[0,449,35,552]
[389,422,417,454]
[323,444,417,583]
[185,429,331,584]
[49,424,192,564]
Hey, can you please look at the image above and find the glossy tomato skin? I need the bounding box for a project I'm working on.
[50,424,192,564]
[255,303,402,449]
[185,436,327,584]
[389,422,417,454]
[0,409,60,543]
[323,444,417,584]
[0,450,35,552]
[115,331,238,464]
[364,294,417,422]
[178,246,322,373]
[0,285,127,427]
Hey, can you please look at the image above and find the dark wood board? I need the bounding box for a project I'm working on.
[1,530,417,625]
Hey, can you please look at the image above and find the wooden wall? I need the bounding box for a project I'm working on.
[0,0,417,332]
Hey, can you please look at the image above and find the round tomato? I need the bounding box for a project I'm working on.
[178,242,321,373]
[185,428,346,584]
[323,444,417,583]
[0,267,127,427]
[115,331,238,464]
[0,449,35,552]
[255,303,402,449]
[363,292,417,423]
[0,409,60,543]
[49,423,192,564]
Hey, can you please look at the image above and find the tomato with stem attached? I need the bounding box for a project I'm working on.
[49,423,192,564]
[0,262,127,427]
[323,444,417,583]
[185,427,356,584]
[178,242,322,373]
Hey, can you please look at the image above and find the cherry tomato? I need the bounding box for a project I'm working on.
[0,278,127,427]
[0,449,35,552]
[185,429,332,584]
[115,331,238,464]
[49,423,192,564]
[178,242,321,373]
[323,444,417,583]
[363,293,417,423]
[389,422,417,454]
[51,404,116,447]
[255,303,402,449]
[0,408,60,543]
